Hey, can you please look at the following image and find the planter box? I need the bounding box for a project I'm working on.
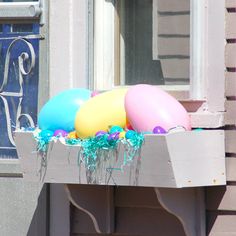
[14,130,226,188]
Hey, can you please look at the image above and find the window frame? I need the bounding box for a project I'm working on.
[92,0,225,127]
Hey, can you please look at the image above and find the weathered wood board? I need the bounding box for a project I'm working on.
[14,130,226,188]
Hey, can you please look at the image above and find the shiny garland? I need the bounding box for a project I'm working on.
[34,129,144,171]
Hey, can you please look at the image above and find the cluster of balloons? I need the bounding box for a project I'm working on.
[38,84,191,141]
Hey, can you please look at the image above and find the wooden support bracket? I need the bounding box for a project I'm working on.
[65,184,206,236]
[64,184,114,234]
[155,187,206,236]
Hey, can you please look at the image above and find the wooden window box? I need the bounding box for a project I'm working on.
[14,130,226,188]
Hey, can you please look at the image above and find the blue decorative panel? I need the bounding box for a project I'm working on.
[0,23,40,158]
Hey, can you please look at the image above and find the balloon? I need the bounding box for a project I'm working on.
[38,88,91,132]
[75,88,128,139]
[153,126,166,134]
[109,125,124,133]
[91,91,99,97]
[39,129,54,142]
[67,131,78,139]
[107,132,120,142]
[125,123,134,131]
[125,84,191,132]
[53,129,68,137]
[95,130,107,139]
[119,131,126,138]
[125,130,136,139]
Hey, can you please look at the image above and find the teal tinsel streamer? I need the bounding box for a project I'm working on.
[35,136,51,153]
[80,135,119,171]
[80,132,144,171]
[122,132,144,166]
[66,138,81,145]
[34,129,144,173]
[34,130,54,153]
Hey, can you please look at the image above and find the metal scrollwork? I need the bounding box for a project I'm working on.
[0,37,36,148]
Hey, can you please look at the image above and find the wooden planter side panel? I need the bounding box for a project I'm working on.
[206,3,236,235]
[15,130,226,188]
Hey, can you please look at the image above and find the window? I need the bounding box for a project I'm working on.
[116,0,190,86]
[93,0,191,90]
[11,23,34,33]
[92,0,225,116]
[0,1,44,159]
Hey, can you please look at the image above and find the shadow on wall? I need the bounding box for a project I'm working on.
[27,184,49,236]
[70,185,186,236]
[206,186,227,235]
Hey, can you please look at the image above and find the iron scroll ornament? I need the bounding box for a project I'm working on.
[0,36,37,148]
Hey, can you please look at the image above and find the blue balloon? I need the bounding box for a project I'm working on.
[38,88,91,132]
[39,129,54,143]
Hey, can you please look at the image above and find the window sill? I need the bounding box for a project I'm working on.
[0,159,22,177]
[14,130,226,188]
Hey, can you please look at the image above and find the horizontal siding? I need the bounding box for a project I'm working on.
[226,158,236,181]
[158,15,190,35]
[157,0,190,12]
[158,38,189,56]
[206,186,236,211]
[160,59,189,78]
[155,1,190,85]
[226,11,236,39]
[226,0,236,8]
[225,44,236,68]
[225,72,236,97]
[207,214,236,236]
[225,101,236,125]
[225,130,236,153]
[221,128,236,182]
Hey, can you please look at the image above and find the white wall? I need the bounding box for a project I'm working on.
[48,1,89,235]
[49,0,89,97]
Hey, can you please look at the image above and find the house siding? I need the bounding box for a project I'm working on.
[155,0,190,85]
[205,1,236,235]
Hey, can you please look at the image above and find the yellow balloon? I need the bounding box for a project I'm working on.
[75,88,128,139]
[67,131,78,139]
[119,131,126,139]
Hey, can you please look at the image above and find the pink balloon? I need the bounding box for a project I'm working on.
[91,91,99,97]
[125,84,191,132]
